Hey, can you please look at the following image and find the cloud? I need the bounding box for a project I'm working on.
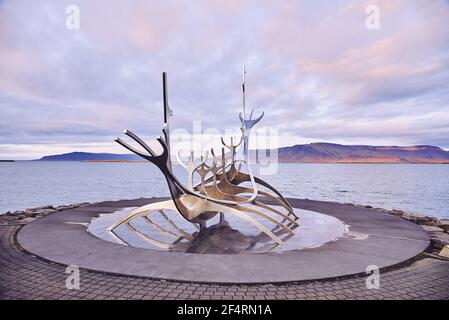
[0,0,449,159]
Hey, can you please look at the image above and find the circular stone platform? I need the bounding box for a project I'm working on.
[17,197,430,284]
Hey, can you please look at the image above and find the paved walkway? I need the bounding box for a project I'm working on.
[1,225,449,300]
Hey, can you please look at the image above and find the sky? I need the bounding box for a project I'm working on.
[1,0,449,159]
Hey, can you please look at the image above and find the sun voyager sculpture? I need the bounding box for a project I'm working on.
[108,68,300,250]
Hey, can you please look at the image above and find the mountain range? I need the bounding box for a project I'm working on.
[35,143,449,164]
[272,143,449,163]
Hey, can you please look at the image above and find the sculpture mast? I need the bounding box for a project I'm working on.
[242,61,246,120]
[162,72,173,170]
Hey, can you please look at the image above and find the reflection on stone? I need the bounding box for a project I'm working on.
[88,207,348,254]
[183,218,297,254]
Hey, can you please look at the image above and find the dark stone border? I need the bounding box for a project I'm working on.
[16,197,430,284]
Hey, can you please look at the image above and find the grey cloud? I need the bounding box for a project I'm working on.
[1,0,449,159]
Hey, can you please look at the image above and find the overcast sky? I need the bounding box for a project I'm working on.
[1,0,449,159]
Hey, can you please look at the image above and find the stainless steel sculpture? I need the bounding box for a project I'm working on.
[108,69,299,249]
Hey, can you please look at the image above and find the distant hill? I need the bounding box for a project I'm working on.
[36,152,139,161]
[271,143,449,164]
[35,143,449,164]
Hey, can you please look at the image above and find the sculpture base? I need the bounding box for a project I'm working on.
[17,197,430,284]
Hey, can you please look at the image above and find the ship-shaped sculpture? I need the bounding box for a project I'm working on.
[108,68,299,249]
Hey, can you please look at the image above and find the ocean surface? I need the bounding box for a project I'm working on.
[0,161,448,219]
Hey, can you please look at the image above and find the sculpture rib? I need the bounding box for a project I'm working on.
[199,154,298,230]
[126,221,176,250]
[142,213,193,240]
[202,185,295,234]
[110,198,284,245]
[211,152,296,216]
[158,209,198,236]
[176,150,208,192]
[194,151,297,235]
[196,149,293,214]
